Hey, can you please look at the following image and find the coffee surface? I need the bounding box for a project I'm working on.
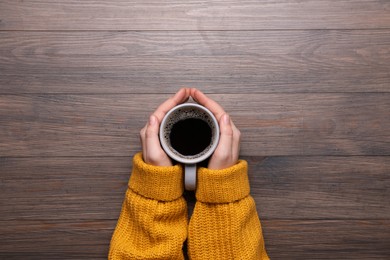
[169,118,212,156]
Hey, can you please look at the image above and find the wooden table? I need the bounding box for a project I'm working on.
[1,1,389,259]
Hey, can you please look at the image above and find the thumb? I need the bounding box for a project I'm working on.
[144,115,171,166]
[145,115,162,154]
[209,113,233,169]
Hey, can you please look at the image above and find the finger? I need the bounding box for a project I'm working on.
[219,113,234,153]
[231,121,241,162]
[153,88,190,122]
[140,123,148,161]
[144,115,172,166]
[190,88,226,121]
[145,115,160,155]
[209,113,234,169]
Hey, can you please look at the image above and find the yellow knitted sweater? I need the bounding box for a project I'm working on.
[109,153,269,260]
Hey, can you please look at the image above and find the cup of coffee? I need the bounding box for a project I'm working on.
[159,103,220,190]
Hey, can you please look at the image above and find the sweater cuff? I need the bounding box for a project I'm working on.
[129,153,184,201]
[196,160,250,203]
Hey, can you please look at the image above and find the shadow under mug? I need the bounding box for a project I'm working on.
[159,103,220,190]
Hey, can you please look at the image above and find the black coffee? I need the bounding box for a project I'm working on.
[169,118,212,156]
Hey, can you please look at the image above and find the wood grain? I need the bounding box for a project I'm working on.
[1,0,389,259]
[0,94,388,157]
[248,156,390,220]
[0,219,389,259]
[262,219,390,259]
[0,30,389,94]
[0,0,389,30]
[0,220,111,259]
[1,156,388,220]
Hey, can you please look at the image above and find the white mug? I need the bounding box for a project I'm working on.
[159,103,220,190]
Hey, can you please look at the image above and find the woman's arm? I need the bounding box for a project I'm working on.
[109,89,191,259]
[188,161,269,259]
[188,89,269,259]
[109,153,187,260]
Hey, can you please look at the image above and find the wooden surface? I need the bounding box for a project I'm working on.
[0,1,389,259]
[1,30,389,94]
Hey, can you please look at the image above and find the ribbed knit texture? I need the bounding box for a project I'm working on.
[188,161,269,260]
[109,153,268,260]
[109,153,187,259]
[129,153,184,202]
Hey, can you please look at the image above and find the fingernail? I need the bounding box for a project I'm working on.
[223,114,230,124]
[149,115,156,126]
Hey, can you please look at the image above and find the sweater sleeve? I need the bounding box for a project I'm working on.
[109,153,188,260]
[188,160,269,260]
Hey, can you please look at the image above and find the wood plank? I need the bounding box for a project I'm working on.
[0,219,389,259]
[0,219,111,259]
[262,220,390,259]
[0,30,389,94]
[0,94,389,157]
[0,0,389,30]
[248,156,390,220]
[1,156,388,220]
[0,157,130,221]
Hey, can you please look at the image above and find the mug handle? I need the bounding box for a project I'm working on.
[184,164,197,191]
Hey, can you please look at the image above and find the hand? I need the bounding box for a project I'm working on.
[190,88,241,170]
[140,88,190,166]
